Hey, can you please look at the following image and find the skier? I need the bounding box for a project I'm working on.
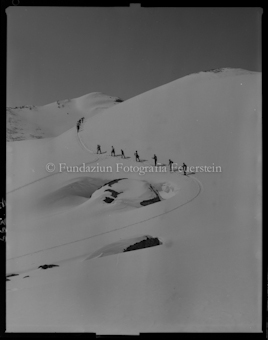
[97,144,101,154]
[134,151,140,162]
[121,149,125,159]
[77,121,80,132]
[111,146,115,157]
[169,159,174,172]
[182,163,187,175]
[152,154,157,166]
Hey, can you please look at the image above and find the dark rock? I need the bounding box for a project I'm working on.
[140,196,161,206]
[104,189,122,198]
[38,264,59,270]
[103,197,114,204]
[104,178,127,187]
[6,273,19,278]
[123,236,162,252]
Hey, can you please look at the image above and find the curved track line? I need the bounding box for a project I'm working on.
[7,124,203,262]
[77,130,94,153]
[7,175,202,261]
[7,157,99,194]
[7,130,98,194]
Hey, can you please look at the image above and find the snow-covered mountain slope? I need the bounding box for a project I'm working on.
[6,68,262,333]
[7,92,123,141]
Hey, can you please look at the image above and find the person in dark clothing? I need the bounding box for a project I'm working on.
[134,151,140,162]
[182,163,187,175]
[121,149,125,159]
[97,145,101,154]
[111,146,115,157]
[77,121,80,132]
[152,154,157,166]
[169,159,174,172]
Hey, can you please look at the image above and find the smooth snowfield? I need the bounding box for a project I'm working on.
[6,69,261,333]
[7,92,123,141]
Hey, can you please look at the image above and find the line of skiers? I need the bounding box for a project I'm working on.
[75,121,187,174]
[152,154,186,173]
[76,121,187,174]
[76,117,85,132]
[76,122,187,174]
[97,145,188,175]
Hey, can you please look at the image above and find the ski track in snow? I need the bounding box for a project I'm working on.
[77,127,94,153]
[7,128,101,194]
[6,124,202,276]
[7,174,201,261]
[6,175,201,287]
[6,70,261,331]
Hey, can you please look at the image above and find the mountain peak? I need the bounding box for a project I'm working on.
[199,67,258,76]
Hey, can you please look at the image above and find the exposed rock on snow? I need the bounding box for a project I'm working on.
[123,236,162,252]
[38,264,59,270]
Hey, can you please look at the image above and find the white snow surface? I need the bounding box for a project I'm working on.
[6,68,262,333]
[7,92,123,141]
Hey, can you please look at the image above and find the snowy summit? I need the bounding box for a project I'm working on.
[7,92,123,141]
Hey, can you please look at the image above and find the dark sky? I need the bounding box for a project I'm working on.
[7,6,262,107]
